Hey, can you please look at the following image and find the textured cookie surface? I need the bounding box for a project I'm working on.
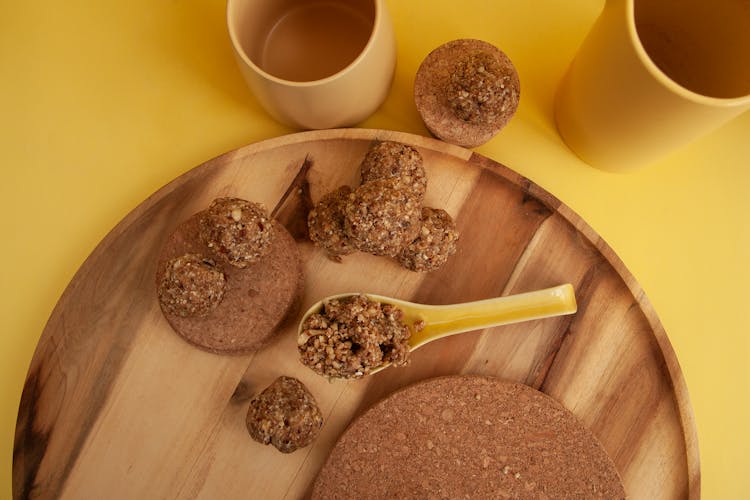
[156,212,301,354]
[312,375,625,499]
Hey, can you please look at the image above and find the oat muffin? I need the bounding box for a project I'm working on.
[246,376,323,453]
[343,179,422,257]
[414,38,520,148]
[298,295,411,379]
[307,185,356,261]
[157,253,225,317]
[199,197,273,268]
[397,207,459,272]
[360,141,427,202]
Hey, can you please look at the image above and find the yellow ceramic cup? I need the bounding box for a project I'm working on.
[227,0,396,130]
[555,0,750,171]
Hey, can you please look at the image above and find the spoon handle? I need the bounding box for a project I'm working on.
[410,284,577,349]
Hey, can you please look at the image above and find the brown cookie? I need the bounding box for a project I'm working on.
[246,376,323,454]
[199,197,273,268]
[156,212,302,354]
[360,141,427,202]
[343,179,422,257]
[157,253,226,317]
[307,185,356,261]
[414,39,520,148]
[298,294,410,379]
[397,207,459,272]
[312,376,625,499]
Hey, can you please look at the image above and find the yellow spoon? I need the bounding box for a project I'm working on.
[297,284,577,375]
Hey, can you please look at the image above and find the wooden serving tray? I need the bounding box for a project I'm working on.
[13,129,699,499]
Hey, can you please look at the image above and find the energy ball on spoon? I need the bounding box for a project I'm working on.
[414,38,520,148]
[245,376,323,453]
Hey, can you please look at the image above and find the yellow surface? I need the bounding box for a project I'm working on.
[556,0,750,171]
[1,0,747,497]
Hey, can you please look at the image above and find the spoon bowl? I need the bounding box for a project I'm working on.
[297,284,577,375]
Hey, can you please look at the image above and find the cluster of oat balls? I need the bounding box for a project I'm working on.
[158,38,522,458]
[157,197,273,318]
[308,140,459,272]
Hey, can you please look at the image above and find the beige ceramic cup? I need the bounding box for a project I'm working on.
[555,0,750,171]
[227,0,396,130]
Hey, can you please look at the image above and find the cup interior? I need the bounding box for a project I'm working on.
[634,0,750,98]
[228,0,376,83]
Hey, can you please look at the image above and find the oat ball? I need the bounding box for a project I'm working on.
[343,179,422,257]
[447,51,517,126]
[157,253,225,317]
[414,38,520,148]
[246,376,323,453]
[307,185,355,261]
[397,207,459,272]
[199,197,273,268]
[298,295,411,379]
[360,141,427,202]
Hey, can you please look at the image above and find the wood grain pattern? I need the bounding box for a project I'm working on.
[13,129,699,499]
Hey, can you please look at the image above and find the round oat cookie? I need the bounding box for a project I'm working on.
[199,197,273,269]
[157,253,226,317]
[246,376,323,454]
[397,207,459,272]
[360,141,427,202]
[343,179,422,257]
[414,39,520,148]
[312,376,625,499]
[156,211,302,354]
[307,185,356,261]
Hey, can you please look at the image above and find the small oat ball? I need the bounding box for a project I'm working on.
[298,295,411,379]
[199,197,273,268]
[343,179,422,257]
[447,51,517,126]
[397,207,459,272]
[414,38,520,148]
[245,376,323,454]
[157,253,225,317]
[360,141,427,202]
[307,185,355,261]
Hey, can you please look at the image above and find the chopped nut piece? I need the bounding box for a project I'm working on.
[157,253,225,317]
[299,295,411,379]
[199,197,273,268]
[245,376,323,453]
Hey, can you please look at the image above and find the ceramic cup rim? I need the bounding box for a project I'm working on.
[625,0,750,107]
[227,0,382,88]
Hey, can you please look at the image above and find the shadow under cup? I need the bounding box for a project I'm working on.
[555,0,750,171]
[227,0,396,130]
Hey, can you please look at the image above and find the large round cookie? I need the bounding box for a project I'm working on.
[312,375,625,499]
[155,211,302,354]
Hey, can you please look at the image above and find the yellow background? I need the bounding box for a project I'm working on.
[1,0,748,497]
